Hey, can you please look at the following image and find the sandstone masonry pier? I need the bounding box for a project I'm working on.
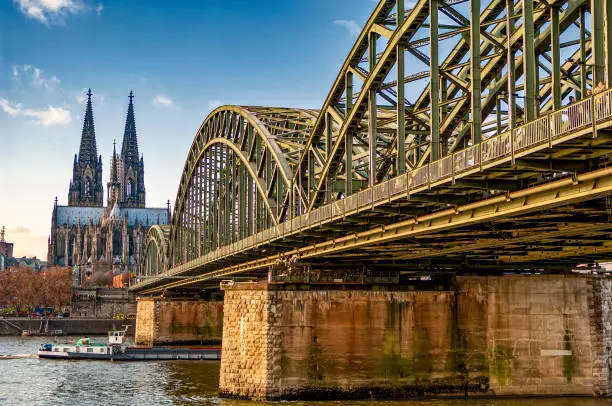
[135,296,223,346]
[218,275,612,400]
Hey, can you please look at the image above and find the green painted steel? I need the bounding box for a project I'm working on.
[551,6,561,110]
[522,0,536,121]
[592,0,605,85]
[430,0,440,161]
[470,0,481,144]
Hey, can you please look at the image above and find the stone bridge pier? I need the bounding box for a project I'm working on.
[218,275,612,400]
[135,296,223,346]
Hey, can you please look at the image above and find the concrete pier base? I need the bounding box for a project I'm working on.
[135,297,223,346]
[218,275,612,400]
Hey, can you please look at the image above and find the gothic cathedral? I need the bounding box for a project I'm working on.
[47,89,170,278]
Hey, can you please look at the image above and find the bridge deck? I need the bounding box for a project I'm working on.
[134,91,612,294]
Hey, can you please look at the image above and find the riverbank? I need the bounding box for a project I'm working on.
[0,318,135,336]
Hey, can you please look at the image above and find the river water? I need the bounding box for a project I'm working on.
[1,336,612,406]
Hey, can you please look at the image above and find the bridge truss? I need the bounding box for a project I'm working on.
[134,0,612,294]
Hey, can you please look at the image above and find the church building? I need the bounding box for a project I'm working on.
[47,89,170,276]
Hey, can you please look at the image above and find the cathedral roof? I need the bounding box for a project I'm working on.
[78,89,98,165]
[121,91,139,164]
[110,140,119,183]
[55,206,169,227]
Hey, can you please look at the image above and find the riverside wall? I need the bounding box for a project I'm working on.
[135,297,223,346]
[71,288,137,319]
[219,275,612,400]
[0,318,135,336]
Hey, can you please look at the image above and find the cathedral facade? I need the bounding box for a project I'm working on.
[47,89,170,276]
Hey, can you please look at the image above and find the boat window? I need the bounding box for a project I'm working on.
[100,348,104,353]
[87,348,93,353]
[53,348,58,352]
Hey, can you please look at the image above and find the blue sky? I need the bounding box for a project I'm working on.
[0,0,378,258]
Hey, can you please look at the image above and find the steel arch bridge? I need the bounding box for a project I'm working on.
[135,0,612,293]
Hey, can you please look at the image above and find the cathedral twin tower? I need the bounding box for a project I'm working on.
[68,89,145,209]
[47,89,169,272]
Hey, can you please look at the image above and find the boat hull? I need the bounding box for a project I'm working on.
[37,350,69,359]
[37,347,221,361]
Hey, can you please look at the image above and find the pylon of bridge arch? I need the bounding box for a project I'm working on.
[142,0,612,279]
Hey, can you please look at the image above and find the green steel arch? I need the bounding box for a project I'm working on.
[141,225,170,278]
[169,106,318,267]
[290,0,598,212]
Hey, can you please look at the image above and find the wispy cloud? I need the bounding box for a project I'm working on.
[10,225,31,234]
[75,88,104,105]
[207,100,221,111]
[11,64,60,90]
[334,20,361,37]
[0,98,71,126]
[152,95,174,108]
[12,0,102,25]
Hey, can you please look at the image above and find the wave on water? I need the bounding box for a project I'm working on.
[0,354,37,359]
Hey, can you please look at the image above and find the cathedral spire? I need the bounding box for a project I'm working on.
[111,139,118,183]
[108,139,120,204]
[69,88,103,207]
[121,90,139,164]
[78,88,98,164]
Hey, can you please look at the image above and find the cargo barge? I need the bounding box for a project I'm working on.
[37,326,221,361]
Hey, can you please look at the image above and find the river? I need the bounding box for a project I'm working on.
[1,336,611,405]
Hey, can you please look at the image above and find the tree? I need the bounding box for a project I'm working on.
[0,266,72,313]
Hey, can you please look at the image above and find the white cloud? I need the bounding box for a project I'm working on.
[10,225,31,234]
[11,64,60,90]
[12,0,86,24]
[0,98,71,126]
[76,92,87,105]
[207,100,221,111]
[152,95,174,108]
[95,3,103,15]
[334,20,361,37]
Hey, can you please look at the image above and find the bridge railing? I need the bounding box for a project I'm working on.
[453,144,480,174]
[553,101,588,136]
[166,90,612,275]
